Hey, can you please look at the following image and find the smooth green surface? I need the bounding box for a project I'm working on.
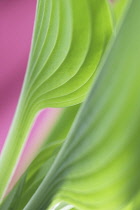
[23,0,140,209]
[113,0,129,22]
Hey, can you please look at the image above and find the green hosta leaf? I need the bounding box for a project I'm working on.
[23,0,140,209]
[0,0,112,202]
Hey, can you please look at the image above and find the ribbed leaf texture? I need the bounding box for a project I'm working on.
[23,0,140,209]
[0,0,112,203]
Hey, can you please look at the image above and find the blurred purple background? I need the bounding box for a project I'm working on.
[0,0,37,151]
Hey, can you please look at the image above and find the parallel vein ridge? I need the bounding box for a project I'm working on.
[0,0,112,203]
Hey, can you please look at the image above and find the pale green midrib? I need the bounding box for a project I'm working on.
[0,94,37,201]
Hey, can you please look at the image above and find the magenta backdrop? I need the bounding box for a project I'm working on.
[0,0,37,150]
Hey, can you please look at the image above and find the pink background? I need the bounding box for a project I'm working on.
[0,0,37,150]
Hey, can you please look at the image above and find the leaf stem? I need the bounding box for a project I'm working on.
[0,92,36,203]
